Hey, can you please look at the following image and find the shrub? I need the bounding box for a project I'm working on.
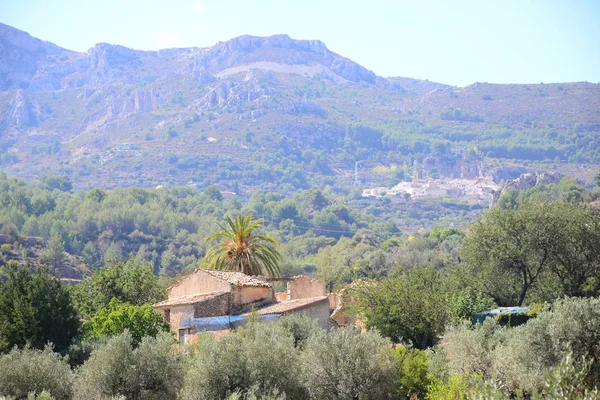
[443,319,505,380]
[0,345,73,400]
[494,297,600,391]
[439,297,600,395]
[469,352,599,399]
[392,346,431,399]
[446,287,497,325]
[272,314,320,349]
[73,331,182,400]
[301,328,397,400]
[426,374,472,400]
[181,334,249,400]
[226,386,287,400]
[182,323,305,400]
[0,263,80,354]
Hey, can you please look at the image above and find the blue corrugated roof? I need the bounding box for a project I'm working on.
[180,314,282,332]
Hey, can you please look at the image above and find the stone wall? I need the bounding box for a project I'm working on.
[287,276,326,300]
[193,292,231,318]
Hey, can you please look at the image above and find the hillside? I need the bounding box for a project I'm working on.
[0,22,599,192]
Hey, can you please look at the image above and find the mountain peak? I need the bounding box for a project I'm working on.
[0,22,69,55]
[202,33,375,84]
[217,34,330,56]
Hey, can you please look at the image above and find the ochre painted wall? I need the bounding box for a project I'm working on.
[168,270,231,298]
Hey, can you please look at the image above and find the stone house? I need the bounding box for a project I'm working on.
[153,269,333,344]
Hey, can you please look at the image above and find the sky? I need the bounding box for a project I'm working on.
[1,0,599,87]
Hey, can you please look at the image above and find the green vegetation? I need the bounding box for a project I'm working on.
[0,346,73,400]
[0,171,600,398]
[462,201,600,305]
[202,214,282,277]
[0,300,598,399]
[82,298,170,345]
[71,259,165,320]
[349,267,448,349]
[0,262,79,354]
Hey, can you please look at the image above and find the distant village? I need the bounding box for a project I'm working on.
[362,172,500,204]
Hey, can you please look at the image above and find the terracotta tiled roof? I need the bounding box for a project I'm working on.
[153,291,229,308]
[242,296,328,316]
[201,269,271,287]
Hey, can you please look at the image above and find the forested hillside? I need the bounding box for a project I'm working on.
[1,172,598,287]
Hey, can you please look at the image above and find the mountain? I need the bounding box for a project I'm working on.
[0,22,599,192]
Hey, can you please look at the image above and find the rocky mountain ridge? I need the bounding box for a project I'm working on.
[0,24,379,92]
[0,22,599,192]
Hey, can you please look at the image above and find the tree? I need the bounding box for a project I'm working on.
[71,259,166,320]
[349,267,448,349]
[38,175,72,192]
[543,202,600,297]
[83,298,170,345]
[182,322,306,400]
[202,214,282,277]
[203,185,223,201]
[462,204,550,306]
[0,262,80,354]
[40,233,65,271]
[462,201,600,306]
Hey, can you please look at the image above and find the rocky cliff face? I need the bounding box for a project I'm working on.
[10,90,39,127]
[490,171,565,206]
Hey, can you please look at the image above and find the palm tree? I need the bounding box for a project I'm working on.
[202,214,282,277]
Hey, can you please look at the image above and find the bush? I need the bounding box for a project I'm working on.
[426,374,472,400]
[182,322,305,400]
[226,386,287,400]
[181,334,250,400]
[272,314,320,349]
[0,345,73,400]
[301,328,397,400]
[469,352,599,399]
[0,263,80,354]
[446,287,497,325]
[438,297,600,395]
[392,346,431,399]
[73,331,182,400]
[494,297,600,391]
[443,319,504,380]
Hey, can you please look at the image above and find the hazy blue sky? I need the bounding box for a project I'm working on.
[1,0,599,86]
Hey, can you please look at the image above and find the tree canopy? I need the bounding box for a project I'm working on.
[83,298,170,345]
[202,214,282,277]
[0,262,79,354]
[71,259,166,320]
[462,201,600,305]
